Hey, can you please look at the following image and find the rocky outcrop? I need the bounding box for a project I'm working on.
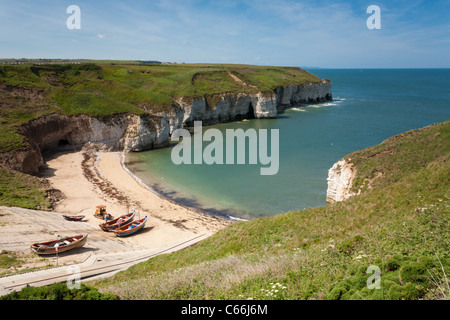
[275,79,332,110]
[13,113,170,174]
[326,158,357,202]
[123,115,171,152]
[5,80,332,174]
[0,148,42,176]
[18,114,126,153]
[176,92,277,126]
[178,80,332,125]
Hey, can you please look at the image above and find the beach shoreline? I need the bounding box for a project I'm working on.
[120,152,246,222]
[41,146,231,251]
[0,145,232,275]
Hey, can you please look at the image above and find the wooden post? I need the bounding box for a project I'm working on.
[55,243,59,266]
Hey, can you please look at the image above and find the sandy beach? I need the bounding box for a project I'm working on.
[0,145,231,288]
[0,145,230,273]
[41,146,230,250]
[0,145,231,276]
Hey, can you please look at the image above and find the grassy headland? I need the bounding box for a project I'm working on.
[0,61,322,209]
[88,120,449,300]
[0,62,321,153]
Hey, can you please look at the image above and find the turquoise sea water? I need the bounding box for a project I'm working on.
[126,69,450,220]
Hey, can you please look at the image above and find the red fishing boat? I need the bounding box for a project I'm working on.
[113,216,147,237]
[99,211,135,232]
[62,214,85,221]
[30,234,88,255]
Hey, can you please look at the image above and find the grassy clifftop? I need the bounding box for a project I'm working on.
[0,62,323,210]
[0,62,321,153]
[90,120,449,300]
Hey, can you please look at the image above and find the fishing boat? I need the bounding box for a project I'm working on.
[114,216,147,237]
[62,214,85,221]
[99,211,135,232]
[30,234,88,255]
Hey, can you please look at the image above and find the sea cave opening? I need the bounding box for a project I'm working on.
[58,139,70,146]
[246,102,256,119]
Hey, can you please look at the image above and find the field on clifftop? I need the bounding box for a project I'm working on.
[87,120,450,300]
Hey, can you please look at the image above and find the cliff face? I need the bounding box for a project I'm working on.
[275,80,332,110]
[8,80,331,174]
[177,79,331,125]
[176,92,276,126]
[12,113,170,173]
[326,158,357,202]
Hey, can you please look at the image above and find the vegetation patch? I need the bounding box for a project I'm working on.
[89,121,449,300]
[0,167,51,210]
[326,253,449,300]
[0,250,23,270]
[0,283,118,300]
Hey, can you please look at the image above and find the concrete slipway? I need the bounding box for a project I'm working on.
[0,206,208,296]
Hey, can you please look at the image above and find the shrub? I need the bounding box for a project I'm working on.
[0,283,118,300]
[324,254,448,300]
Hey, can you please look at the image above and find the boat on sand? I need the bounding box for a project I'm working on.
[30,234,88,255]
[99,211,135,232]
[113,216,147,237]
[62,214,85,221]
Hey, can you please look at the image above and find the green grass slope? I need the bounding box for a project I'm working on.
[0,167,52,210]
[90,120,449,300]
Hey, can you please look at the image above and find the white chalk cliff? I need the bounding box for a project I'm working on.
[326,158,357,202]
[8,80,332,174]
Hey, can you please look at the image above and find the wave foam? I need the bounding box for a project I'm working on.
[289,97,346,111]
[291,107,308,112]
[309,102,337,108]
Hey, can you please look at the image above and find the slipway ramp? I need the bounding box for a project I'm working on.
[0,232,207,296]
[0,206,208,296]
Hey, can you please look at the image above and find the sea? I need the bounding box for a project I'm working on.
[125,69,450,220]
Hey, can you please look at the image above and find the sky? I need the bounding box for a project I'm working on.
[0,0,449,68]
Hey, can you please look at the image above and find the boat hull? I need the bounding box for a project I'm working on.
[63,214,85,221]
[114,216,147,237]
[99,211,135,232]
[30,234,88,255]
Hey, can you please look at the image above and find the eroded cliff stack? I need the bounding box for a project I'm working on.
[326,158,357,202]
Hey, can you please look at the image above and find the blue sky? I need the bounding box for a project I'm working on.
[0,0,449,68]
